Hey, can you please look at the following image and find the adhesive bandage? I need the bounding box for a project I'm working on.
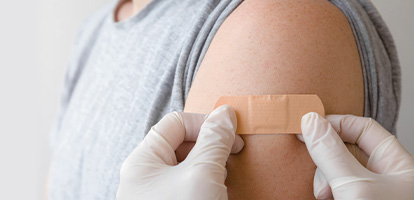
[214,95,325,134]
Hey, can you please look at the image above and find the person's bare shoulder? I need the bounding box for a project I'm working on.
[184,1,364,198]
[184,0,364,116]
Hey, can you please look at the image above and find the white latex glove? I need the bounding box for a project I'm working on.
[299,112,414,200]
[116,105,244,200]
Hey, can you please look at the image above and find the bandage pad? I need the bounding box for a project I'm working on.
[214,95,325,134]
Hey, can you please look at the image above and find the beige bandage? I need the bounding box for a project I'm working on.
[214,95,325,134]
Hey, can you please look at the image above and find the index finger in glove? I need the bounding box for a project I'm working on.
[131,112,207,166]
[326,115,414,175]
[178,112,245,154]
[325,115,390,157]
[185,105,242,167]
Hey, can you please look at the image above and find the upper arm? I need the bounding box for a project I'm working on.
[184,0,364,115]
[183,0,364,199]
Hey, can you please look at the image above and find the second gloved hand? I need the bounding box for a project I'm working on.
[116,105,244,200]
[300,113,414,200]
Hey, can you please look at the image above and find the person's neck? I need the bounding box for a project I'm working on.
[131,0,151,15]
[116,0,150,22]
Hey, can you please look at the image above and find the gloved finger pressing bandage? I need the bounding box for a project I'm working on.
[300,113,414,200]
[116,105,244,200]
[174,112,244,162]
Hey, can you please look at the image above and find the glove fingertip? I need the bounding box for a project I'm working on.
[215,104,237,132]
[296,134,305,143]
[231,134,245,154]
[301,112,320,136]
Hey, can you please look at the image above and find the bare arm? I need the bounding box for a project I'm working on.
[184,0,364,199]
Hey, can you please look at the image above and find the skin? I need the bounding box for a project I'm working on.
[182,0,364,199]
[115,0,150,22]
[115,0,134,21]
[117,0,364,199]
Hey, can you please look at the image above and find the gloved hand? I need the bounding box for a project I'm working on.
[299,112,414,200]
[116,105,244,200]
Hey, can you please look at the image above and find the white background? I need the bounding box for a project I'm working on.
[0,0,412,199]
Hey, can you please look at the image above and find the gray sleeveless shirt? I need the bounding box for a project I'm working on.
[48,0,400,199]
